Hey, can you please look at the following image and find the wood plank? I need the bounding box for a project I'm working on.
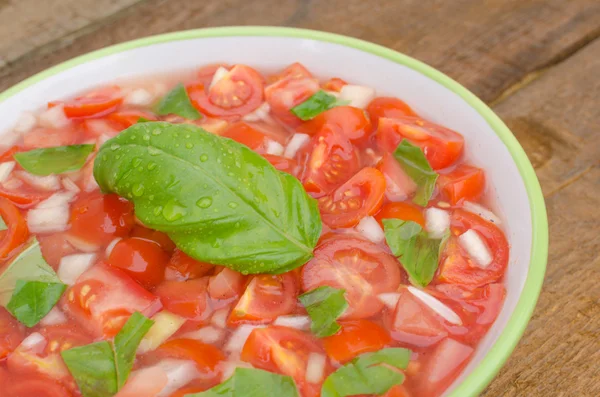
[0,0,142,68]
[1,0,599,104]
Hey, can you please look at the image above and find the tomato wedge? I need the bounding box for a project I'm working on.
[107,237,169,289]
[154,278,209,320]
[367,97,417,125]
[297,106,372,145]
[323,319,391,363]
[263,154,299,177]
[154,338,224,381]
[57,86,123,119]
[107,110,158,129]
[318,167,385,229]
[208,267,246,300]
[166,249,214,280]
[0,198,29,258]
[302,236,401,319]
[437,164,485,205]
[265,69,320,127]
[267,62,313,84]
[221,121,288,153]
[374,202,425,228]
[322,77,347,92]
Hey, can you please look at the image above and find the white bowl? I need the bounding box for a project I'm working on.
[0,27,548,397]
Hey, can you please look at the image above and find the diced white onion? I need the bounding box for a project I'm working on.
[209,67,230,90]
[211,308,228,329]
[40,307,67,326]
[225,325,264,354]
[39,104,70,129]
[156,359,200,397]
[124,88,154,106]
[462,201,502,225]
[105,238,121,258]
[219,360,253,382]
[20,332,46,350]
[36,191,77,209]
[27,206,70,233]
[16,171,60,191]
[407,286,462,325]
[377,293,401,310]
[306,353,326,384]
[242,102,271,122]
[458,229,492,268]
[425,207,450,239]
[14,112,37,133]
[65,234,100,253]
[138,311,187,354]
[283,133,310,159]
[62,177,80,192]
[265,139,285,156]
[273,315,311,330]
[0,162,15,183]
[58,253,97,285]
[338,85,376,109]
[356,216,385,243]
[182,326,224,345]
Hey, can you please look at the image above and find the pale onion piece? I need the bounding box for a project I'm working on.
[124,88,154,106]
[0,161,15,183]
[116,365,168,397]
[105,237,121,258]
[138,311,187,354]
[242,102,271,122]
[62,177,80,192]
[156,359,200,397]
[283,133,310,159]
[339,85,376,109]
[211,308,228,329]
[425,207,450,239]
[36,191,77,209]
[265,139,285,156]
[16,171,60,191]
[458,229,492,268]
[219,360,253,382]
[182,326,224,345]
[58,253,97,286]
[27,206,70,233]
[306,353,327,384]
[20,332,46,350]
[14,112,37,133]
[377,293,401,310]
[65,234,100,253]
[356,216,385,243]
[39,104,70,129]
[407,286,462,325]
[2,177,22,190]
[40,307,67,326]
[273,315,311,330]
[209,67,230,90]
[462,201,502,225]
[225,325,264,354]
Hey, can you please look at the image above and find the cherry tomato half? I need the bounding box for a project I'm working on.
[374,202,425,228]
[437,164,485,205]
[323,319,391,363]
[0,197,29,258]
[265,69,320,127]
[297,106,372,145]
[367,97,417,125]
[107,237,169,289]
[154,278,209,320]
[155,338,224,381]
[58,86,123,119]
[166,249,214,281]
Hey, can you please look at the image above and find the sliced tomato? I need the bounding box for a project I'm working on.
[367,97,417,125]
[39,324,93,355]
[5,373,72,397]
[0,307,24,359]
[323,319,391,363]
[154,278,209,320]
[107,237,169,289]
[298,129,360,197]
[322,77,347,92]
[166,249,214,280]
[154,338,224,382]
[437,164,485,205]
[0,198,29,258]
[106,110,158,129]
[302,236,401,319]
[318,167,385,229]
[228,273,297,325]
[374,202,425,228]
[376,117,464,170]
[377,152,417,201]
[187,65,264,119]
[437,209,509,287]
[130,225,176,253]
[241,326,331,397]
[57,86,123,119]
[297,106,372,145]
[23,127,78,149]
[68,191,135,248]
[263,154,299,177]
[196,63,230,87]
[265,73,320,127]
[62,263,162,337]
[208,267,246,300]
[267,63,313,83]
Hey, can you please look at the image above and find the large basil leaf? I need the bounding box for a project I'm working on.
[94,122,321,274]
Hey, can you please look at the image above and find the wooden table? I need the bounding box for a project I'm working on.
[2,0,599,395]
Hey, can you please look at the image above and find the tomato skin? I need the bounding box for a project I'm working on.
[107,110,158,128]
[367,97,417,125]
[107,237,169,289]
[222,122,269,152]
[323,320,391,363]
[318,167,386,229]
[0,197,29,258]
[0,307,25,359]
[59,86,123,119]
[267,62,313,84]
[437,164,485,205]
[263,154,299,177]
[155,338,224,381]
[5,373,73,397]
[166,249,214,280]
[130,225,176,253]
[375,202,425,228]
[154,278,209,320]
[265,74,320,127]
[297,106,372,145]
[322,77,347,92]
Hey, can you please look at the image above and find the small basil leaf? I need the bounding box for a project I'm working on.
[393,139,438,206]
[0,238,61,306]
[321,348,411,397]
[62,341,118,397]
[383,219,443,287]
[14,144,95,176]
[299,286,348,337]
[7,280,66,327]
[155,83,201,120]
[94,122,321,274]
[114,312,154,389]
[189,367,299,397]
[291,90,338,120]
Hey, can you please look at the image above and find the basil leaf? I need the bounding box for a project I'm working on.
[189,367,299,397]
[299,286,348,337]
[113,312,154,389]
[321,348,411,397]
[94,122,321,274]
[393,140,438,206]
[62,341,118,397]
[137,117,150,123]
[156,83,201,120]
[6,280,66,327]
[0,238,61,306]
[383,219,443,287]
[14,144,95,176]
[291,90,338,120]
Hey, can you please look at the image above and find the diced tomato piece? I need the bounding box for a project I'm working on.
[265,71,320,127]
[154,278,209,320]
[23,127,78,149]
[367,97,417,125]
[263,154,299,177]
[39,324,93,355]
[154,338,224,382]
[323,319,391,363]
[374,202,425,228]
[130,225,176,253]
[297,106,372,145]
[58,86,123,119]
[166,249,214,280]
[377,152,417,202]
[107,110,158,129]
[39,233,77,270]
[267,62,313,84]
[0,197,29,258]
[0,307,25,359]
[437,164,485,205]
[208,267,246,300]
[107,237,169,289]
[322,77,347,92]
[4,373,73,397]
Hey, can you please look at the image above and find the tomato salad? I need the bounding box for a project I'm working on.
[0,62,508,397]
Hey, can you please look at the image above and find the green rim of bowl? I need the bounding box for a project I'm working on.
[0,26,548,397]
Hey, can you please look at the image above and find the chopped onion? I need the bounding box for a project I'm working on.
[425,207,450,238]
[219,360,253,381]
[182,326,224,344]
[58,253,97,285]
[27,205,70,233]
[209,67,230,90]
[0,161,15,183]
[242,102,271,122]
[62,177,80,192]
[65,234,100,253]
[124,88,154,106]
[265,139,285,156]
[458,229,492,268]
[39,104,70,129]
[225,325,264,354]
[14,112,37,133]
[40,307,67,326]
[2,177,22,190]
[462,201,502,225]
[20,332,46,350]
[156,359,200,397]
[105,238,121,258]
[305,353,326,384]
[377,293,401,310]
[356,216,385,243]
[338,85,376,109]
[407,286,462,325]
[16,171,60,191]
[37,191,77,209]
[138,311,187,354]
[211,308,228,329]
[273,315,311,330]
[283,133,310,159]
